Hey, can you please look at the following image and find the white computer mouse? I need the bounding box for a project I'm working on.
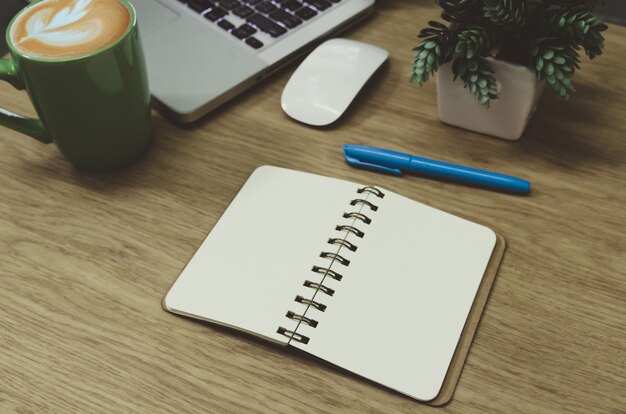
[281,38,389,126]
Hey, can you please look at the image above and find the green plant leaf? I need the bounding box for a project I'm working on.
[410,20,452,86]
[535,58,544,72]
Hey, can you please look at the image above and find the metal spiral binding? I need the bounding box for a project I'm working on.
[357,186,385,198]
[276,327,310,344]
[276,185,385,344]
[342,212,371,224]
[285,311,318,328]
[311,266,343,281]
[303,280,335,296]
[320,251,350,266]
[335,225,365,238]
[350,199,379,211]
[328,238,358,252]
[294,295,327,311]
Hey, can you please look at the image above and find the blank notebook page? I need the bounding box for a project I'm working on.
[289,189,496,401]
[163,166,363,344]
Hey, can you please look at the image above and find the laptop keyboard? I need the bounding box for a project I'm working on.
[175,0,341,50]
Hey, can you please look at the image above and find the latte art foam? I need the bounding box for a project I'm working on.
[10,0,130,59]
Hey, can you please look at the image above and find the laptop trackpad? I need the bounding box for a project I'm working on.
[140,13,268,116]
[134,0,180,37]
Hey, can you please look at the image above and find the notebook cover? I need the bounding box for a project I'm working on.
[427,232,506,406]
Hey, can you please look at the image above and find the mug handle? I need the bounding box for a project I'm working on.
[0,58,52,143]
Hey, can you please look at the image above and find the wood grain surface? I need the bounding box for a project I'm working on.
[1,1,625,413]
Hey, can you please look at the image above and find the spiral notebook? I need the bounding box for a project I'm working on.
[163,166,505,404]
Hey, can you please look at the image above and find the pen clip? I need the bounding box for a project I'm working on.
[344,155,402,175]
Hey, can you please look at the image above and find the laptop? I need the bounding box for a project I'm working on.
[130,0,375,123]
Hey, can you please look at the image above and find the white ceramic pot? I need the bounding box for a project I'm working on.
[436,57,544,140]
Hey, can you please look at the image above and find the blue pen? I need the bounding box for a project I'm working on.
[344,144,531,194]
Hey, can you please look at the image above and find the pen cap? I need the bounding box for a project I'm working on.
[343,144,406,175]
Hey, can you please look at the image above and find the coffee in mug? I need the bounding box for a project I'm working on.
[0,0,150,171]
[10,0,131,59]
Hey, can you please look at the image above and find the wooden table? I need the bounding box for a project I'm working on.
[1,2,625,413]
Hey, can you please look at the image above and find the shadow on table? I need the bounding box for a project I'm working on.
[515,82,625,169]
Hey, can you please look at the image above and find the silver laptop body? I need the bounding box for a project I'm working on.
[131,0,375,123]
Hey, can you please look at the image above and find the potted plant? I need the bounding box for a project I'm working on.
[410,0,608,140]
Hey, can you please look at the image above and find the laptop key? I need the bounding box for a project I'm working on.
[269,9,302,29]
[189,0,215,12]
[282,0,302,11]
[219,0,240,10]
[255,1,277,13]
[218,19,236,30]
[204,6,228,20]
[295,6,317,19]
[238,24,258,36]
[234,5,255,18]
[304,0,330,10]
[231,28,250,39]
[245,0,263,5]
[245,37,264,49]
[231,24,257,39]
[247,14,287,37]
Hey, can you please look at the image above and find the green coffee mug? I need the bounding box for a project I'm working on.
[0,0,150,172]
